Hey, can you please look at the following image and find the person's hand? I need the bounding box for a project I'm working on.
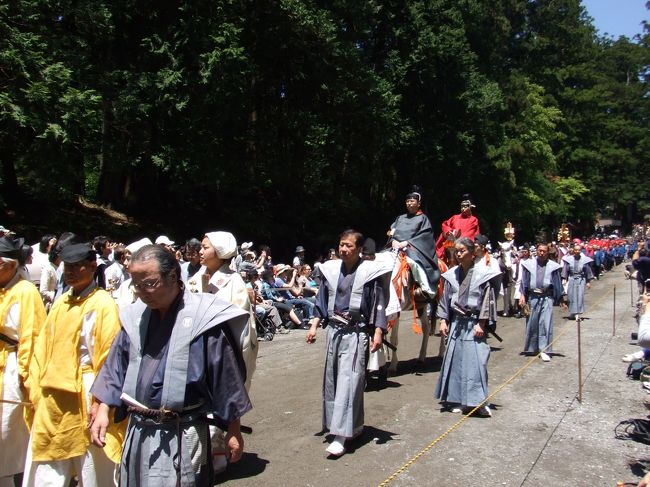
[518,296,526,307]
[88,402,99,429]
[638,471,650,486]
[89,403,110,448]
[391,240,400,250]
[439,320,449,337]
[370,328,383,353]
[474,322,486,339]
[586,282,591,289]
[306,322,318,343]
[226,421,244,463]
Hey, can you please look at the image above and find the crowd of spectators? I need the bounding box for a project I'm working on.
[0,224,345,333]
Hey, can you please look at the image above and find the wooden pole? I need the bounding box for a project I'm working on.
[577,314,583,403]
[613,285,617,337]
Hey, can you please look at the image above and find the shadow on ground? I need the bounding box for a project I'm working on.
[215,452,270,481]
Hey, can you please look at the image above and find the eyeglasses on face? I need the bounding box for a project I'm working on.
[130,277,162,292]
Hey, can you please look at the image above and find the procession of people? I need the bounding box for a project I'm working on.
[1,196,648,486]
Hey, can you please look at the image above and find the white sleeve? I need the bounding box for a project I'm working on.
[638,312,650,349]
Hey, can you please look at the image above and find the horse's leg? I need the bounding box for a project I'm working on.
[417,305,430,363]
[388,321,399,374]
[428,300,446,357]
[507,269,516,315]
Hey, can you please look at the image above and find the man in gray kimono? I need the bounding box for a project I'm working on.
[562,243,594,318]
[436,237,500,417]
[89,245,251,486]
[306,229,390,457]
[518,244,567,362]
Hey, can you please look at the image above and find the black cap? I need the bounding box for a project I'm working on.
[295,245,305,253]
[60,243,96,264]
[474,234,489,246]
[362,238,376,256]
[0,236,24,260]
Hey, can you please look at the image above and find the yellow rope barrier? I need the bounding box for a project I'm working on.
[378,285,618,487]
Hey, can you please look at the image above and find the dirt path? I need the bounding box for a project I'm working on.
[219,265,646,487]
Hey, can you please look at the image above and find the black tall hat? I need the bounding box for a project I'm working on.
[0,236,24,260]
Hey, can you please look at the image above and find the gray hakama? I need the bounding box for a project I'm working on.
[316,259,389,438]
[322,327,368,437]
[91,291,251,487]
[520,259,564,353]
[435,264,500,408]
[562,254,594,315]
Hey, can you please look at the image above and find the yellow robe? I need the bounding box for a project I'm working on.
[28,286,124,463]
[0,275,46,476]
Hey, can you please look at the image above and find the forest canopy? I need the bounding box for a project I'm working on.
[1,0,648,250]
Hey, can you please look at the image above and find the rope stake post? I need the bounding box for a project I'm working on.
[577,314,583,403]
[378,287,615,486]
[613,285,616,337]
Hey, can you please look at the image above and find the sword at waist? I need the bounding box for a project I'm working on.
[0,332,19,348]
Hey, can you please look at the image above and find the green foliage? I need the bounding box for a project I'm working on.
[1,0,648,246]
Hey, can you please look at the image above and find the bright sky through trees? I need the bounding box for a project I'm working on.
[582,0,648,39]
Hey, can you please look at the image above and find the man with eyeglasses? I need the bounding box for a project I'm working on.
[90,244,251,486]
[435,194,481,258]
[24,243,122,486]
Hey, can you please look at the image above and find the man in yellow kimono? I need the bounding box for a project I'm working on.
[23,243,123,487]
[1,236,46,487]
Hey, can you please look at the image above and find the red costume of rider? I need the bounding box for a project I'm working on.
[435,195,480,257]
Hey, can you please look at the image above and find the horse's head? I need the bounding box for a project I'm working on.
[498,241,514,269]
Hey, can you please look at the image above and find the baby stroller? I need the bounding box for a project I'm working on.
[254,306,277,341]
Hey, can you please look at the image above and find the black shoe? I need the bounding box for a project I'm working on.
[513,312,522,319]
[300,319,311,330]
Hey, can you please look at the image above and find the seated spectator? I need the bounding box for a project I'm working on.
[273,265,315,324]
[260,269,303,329]
[296,264,319,298]
[239,251,258,275]
[623,288,650,363]
[256,244,273,271]
[233,241,254,272]
[244,269,284,333]
[637,294,650,349]
[293,245,306,268]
